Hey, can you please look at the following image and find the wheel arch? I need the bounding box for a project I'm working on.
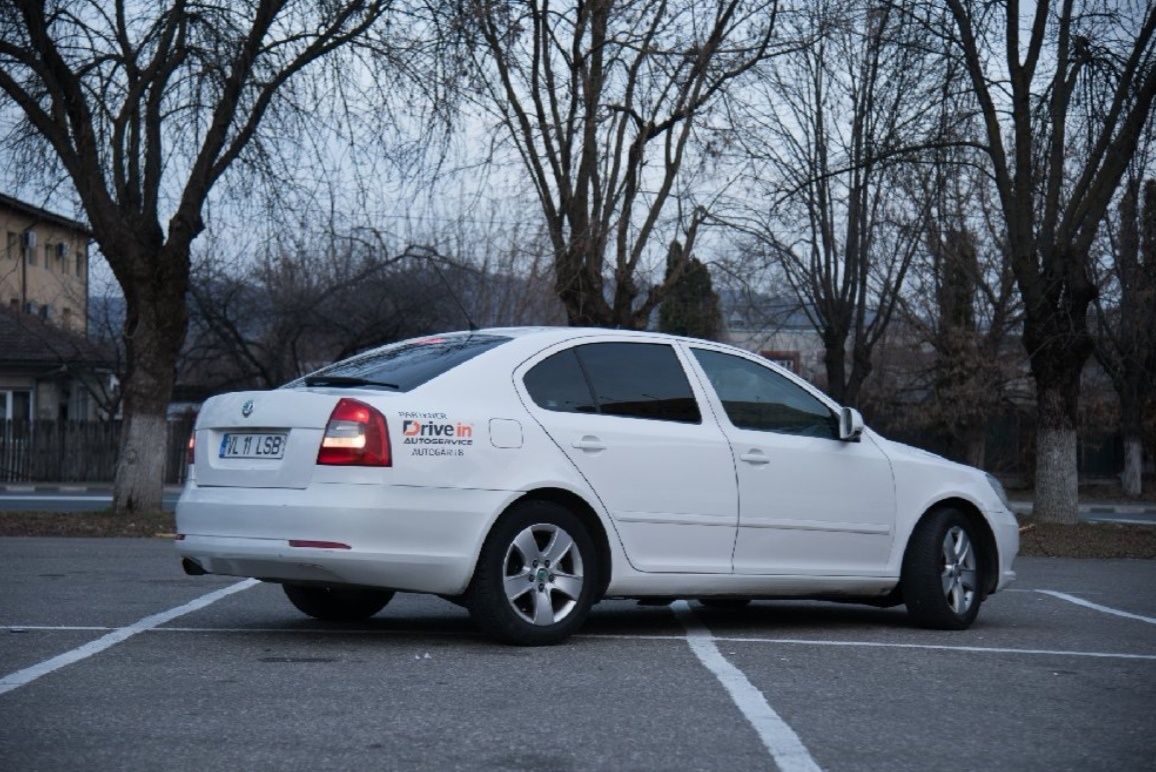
[501,487,614,600]
[904,497,999,597]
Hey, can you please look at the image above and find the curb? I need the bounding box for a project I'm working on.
[1010,501,1156,517]
[0,485,184,494]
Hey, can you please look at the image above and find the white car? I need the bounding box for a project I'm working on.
[176,328,1018,644]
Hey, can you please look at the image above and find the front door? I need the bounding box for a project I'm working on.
[518,340,738,573]
[687,347,896,576]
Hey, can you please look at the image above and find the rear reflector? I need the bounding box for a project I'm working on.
[186,433,195,466]
[288,540,351,550]
[317,398,391,467]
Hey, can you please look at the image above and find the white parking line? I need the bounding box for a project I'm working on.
[593,633,1156,661]
[1037,590,1156,625]
[671,601,822,772]
[0,579,258,696]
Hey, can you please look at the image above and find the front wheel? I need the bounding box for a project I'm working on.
[282,584,393,622]
[901,508,984,629]
[467,501,598,645]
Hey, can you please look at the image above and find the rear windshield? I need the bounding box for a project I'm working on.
[286,333,510,392]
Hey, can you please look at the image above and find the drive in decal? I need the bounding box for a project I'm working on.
[399,411,473,457]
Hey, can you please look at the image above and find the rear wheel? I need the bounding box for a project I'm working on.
[282,584,393,622]
[901,508,984,629]
[467,500,598,645]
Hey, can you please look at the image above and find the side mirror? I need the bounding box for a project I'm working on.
[839,407,864,442]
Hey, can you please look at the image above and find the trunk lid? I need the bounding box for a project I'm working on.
[192,389,376,489]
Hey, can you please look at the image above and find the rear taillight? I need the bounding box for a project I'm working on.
[186,433,195,466]
[317,398,391,467]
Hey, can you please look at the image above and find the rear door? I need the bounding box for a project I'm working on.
[516,340,738,573]
[686,346,896,576]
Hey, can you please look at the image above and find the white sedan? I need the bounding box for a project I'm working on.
[176,328,1018,644]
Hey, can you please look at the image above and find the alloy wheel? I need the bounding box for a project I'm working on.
[503,523,585,626]
[940,525,977,616]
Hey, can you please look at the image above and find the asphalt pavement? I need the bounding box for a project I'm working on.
[1,538,1154,770]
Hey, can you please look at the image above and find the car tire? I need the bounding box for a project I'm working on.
[282,584,394,622]
[697,598,752,609]
[901,508,984,630]
[467,500,598,645]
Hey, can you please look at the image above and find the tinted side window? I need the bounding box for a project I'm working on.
[524,349,598,414]
[692,349,838,439]
[576,343,700,423]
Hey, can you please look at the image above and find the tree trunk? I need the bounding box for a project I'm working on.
[1120,394,1144,497]
[1033,384,1080,524]
[963,425,986,469]
[1122,434,1143,497]
[822,332,848,404]
[112,249,190,513]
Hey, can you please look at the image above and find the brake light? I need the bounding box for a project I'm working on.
[317,398,391,466]
[186,433,195,466]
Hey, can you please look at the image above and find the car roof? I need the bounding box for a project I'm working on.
[476,326,701,345]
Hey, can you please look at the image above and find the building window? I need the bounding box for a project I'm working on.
[75,249,85,278]
[44,242,53,271]
[57,245,67,274]
[761,350,802,374]
[1,390,33,421]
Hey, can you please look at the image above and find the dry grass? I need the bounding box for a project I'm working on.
[1017,520,1156,559]
[0,510,176,538]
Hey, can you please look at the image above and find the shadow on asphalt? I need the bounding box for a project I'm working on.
[208,598,921,645]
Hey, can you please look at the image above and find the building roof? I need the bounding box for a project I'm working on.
[0,306,112,368]
[0,192,93,237]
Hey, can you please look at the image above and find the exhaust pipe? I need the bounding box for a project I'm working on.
[181,557,207,576]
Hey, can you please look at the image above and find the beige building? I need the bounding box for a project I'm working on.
[0,193,108,422]
[0,192,91,335]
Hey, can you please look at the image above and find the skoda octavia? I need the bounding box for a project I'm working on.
[176,328,1019,644]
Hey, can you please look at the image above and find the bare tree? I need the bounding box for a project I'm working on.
[462,0,779,328]
[184,221,564,392]
[1093,177,1156,496]
[0,0,396,511]
[728,0,943,404]
[185,244,444,391]
[903,196,1023,468]
[941,0,1156,522]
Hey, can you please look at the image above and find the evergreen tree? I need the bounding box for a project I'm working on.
[658,241,721,340]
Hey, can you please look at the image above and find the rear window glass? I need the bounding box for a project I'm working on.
[579,343,700,423]
[288,333,510,392]
[523,349,598,414]
[524,342,700,424]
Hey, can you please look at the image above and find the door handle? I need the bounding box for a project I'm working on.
[739,449,770,465]
[572,435,606,452]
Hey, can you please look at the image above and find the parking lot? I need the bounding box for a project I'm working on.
[1,538,1153,771]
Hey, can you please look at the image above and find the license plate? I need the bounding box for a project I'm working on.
[219,432,287,460]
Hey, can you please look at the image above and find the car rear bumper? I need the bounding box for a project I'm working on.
[175,482,517,595]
